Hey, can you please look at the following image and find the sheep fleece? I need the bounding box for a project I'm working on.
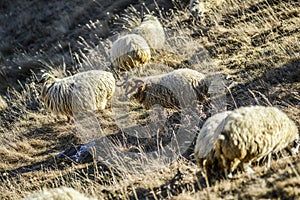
[215,106,299,172]
[132,14,165,50]
[41,70,115,117]
[110,34,151,71]
[132,68,206,109]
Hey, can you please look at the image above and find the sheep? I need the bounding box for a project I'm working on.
[195,106,299,178]
[110,33,151,71]
[38,70,115,121]
[124,68,206,109]
[131,14,165,51]
[22,186,96,200]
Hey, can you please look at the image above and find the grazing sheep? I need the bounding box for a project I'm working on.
[39,70,115,121]
[132,14,165,50]
[125,68,206,109]
[194,111,232,168]
[22,186,95,200]
[110,34,151,71]
[196,106,299,178]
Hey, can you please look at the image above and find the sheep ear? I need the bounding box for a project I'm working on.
[139,84,146,92]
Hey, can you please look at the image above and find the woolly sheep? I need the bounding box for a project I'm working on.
[196,106,299,178]
[110,33,151,71]
[39,70,115,121]
[22,186,96,200]
[125,68,206,109]
[131,14,166,50]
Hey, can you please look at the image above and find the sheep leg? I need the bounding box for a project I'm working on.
[227,172,234,179]
[266,153,271,169]
[228,158,241,178]
[202,159,210,188]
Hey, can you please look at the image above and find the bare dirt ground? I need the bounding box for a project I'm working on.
[0,0,299,199]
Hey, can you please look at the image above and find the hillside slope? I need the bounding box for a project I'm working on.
[0,0,299,199]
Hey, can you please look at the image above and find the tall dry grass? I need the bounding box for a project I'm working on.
[0,0,299,199]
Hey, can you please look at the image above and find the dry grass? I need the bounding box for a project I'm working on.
[0,0,299,199]
[0,95,7,112]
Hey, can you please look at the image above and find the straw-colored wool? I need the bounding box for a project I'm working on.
[22,186,96,200]
[132,14,165,50]
[110,34,151,71]
[39,70,115,120]
[127,68,206,109]
[196,106,299,177]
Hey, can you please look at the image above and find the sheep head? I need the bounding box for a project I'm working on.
[126,79,146,101]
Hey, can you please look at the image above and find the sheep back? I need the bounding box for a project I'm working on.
[215,106,299,174]
[131,68,206,109]
[110,34,151,71]
[41,70,115,118]
[132,14,165,50]
[174,68,207,102]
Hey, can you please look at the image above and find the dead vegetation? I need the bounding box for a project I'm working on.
[0,0,299,199]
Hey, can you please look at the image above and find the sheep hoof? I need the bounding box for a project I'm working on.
[245,166,255,174]
[291,147,299,155]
